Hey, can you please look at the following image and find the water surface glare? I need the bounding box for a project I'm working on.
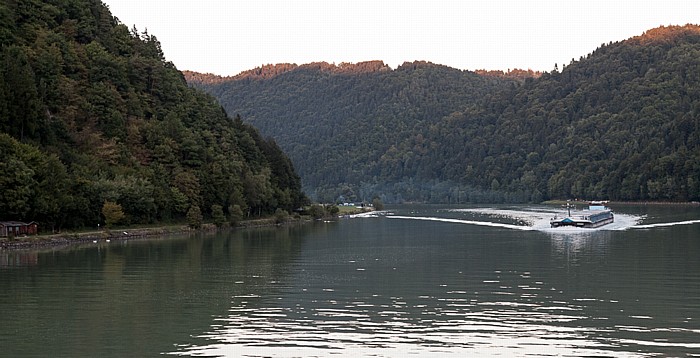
[1,204,699,357]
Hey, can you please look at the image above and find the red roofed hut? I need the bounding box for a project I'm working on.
[0,221,38,237]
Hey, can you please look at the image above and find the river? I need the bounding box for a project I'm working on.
[1,204,699,357]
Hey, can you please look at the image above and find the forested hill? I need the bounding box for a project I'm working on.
[0,0,306,230]
[186,62,534,202]
[188,25,700,204]
[436,25,700,203]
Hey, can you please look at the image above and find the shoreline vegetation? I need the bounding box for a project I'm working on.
[0,205,374,252]
[2,200,697,252]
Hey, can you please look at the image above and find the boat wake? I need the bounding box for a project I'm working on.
[370,207,700,233]
[633,219,700,229]
[387,215,534,231]
[455,207,641,233]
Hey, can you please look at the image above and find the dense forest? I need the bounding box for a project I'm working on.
[188,25,700,203]
[0,0,307,231]
[186,62,534,202]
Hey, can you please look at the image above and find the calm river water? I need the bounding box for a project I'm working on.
[1,204,699,357]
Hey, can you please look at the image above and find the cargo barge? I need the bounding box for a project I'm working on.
[550,201,614,228]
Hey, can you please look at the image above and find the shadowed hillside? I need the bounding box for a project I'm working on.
[187,61,529,202]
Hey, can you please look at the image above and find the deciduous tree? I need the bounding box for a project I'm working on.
[102,201,125,229]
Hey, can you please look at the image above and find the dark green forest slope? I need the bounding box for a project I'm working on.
[0,0,306,231]
[437,25,700,203]
[187,62,533,202]
[189,25,700,203]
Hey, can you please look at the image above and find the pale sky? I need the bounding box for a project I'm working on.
[102,0,700,76]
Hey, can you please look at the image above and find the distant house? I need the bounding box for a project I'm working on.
[0,221,38,237]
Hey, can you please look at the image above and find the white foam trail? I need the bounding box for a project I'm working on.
[632,219,700,229]
[452,207,700,231]
[452,207,642,232]
[376,207,699,233]
[386,207,645,233]
[387,215,534,231]
[349,210,388,218]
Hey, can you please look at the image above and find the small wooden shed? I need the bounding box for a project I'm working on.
[0,221,38,237]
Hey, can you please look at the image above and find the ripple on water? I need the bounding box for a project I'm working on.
[170,288,672,358]
[166,205,700,357]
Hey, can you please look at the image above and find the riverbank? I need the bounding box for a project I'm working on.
[0,215,319,252]
[0,224,194,251]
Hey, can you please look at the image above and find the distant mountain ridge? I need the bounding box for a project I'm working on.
[187,24,700,203]
[185,61,539,84]
[183,61,390,85]
[632,23,700,44]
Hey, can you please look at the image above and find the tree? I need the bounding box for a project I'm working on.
[372,197,385,211]
[173,171,202,207]
[186,205,203,229]
[308,204,326,219]
[211,204,225,227]
[1,46,41,141]
[274,208,289,224]
[0,158,34,219]
[228,204,243,227]
[327,205,339,215]
[102,201,125,229]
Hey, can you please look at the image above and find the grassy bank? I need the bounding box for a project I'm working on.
[0,204,378,251]
[0,224,193,251]
[0,215,319,251]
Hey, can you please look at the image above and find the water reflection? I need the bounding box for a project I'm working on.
[0,226,314,358]
[547,231,615,267]
[171,207,700,357]
[174,269,642,357]
[185,317,698,357]
[0,251,38,266]
[2,205,699,357]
